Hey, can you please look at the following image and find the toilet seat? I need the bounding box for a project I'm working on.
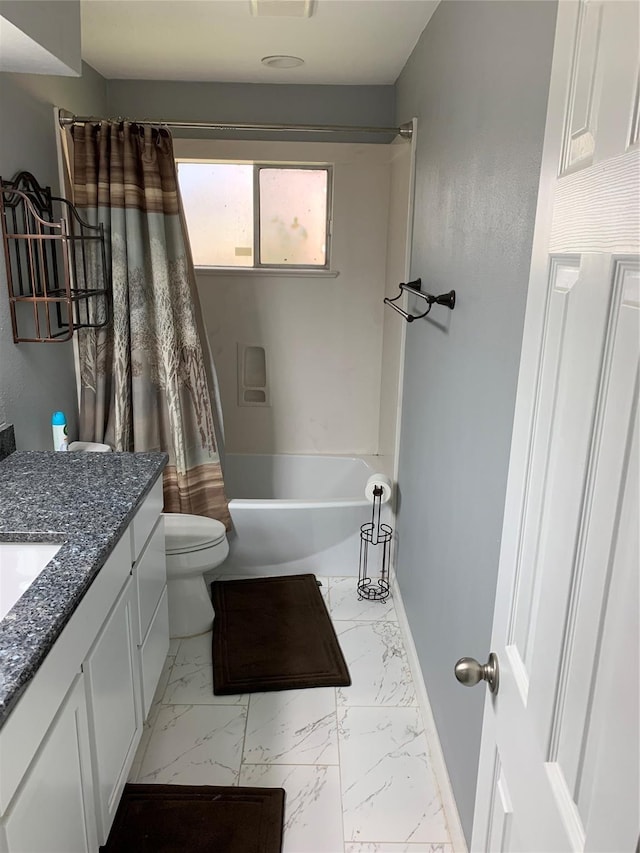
[163,513,226,555]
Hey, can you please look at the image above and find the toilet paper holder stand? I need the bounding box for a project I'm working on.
[358,485,392,602]
[384,278,456,323]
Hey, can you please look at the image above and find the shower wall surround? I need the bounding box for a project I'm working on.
[174,138,408,458]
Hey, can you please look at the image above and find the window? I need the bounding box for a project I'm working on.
[177,162,332,270]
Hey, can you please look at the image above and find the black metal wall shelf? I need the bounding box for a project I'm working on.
[384,278,456,323]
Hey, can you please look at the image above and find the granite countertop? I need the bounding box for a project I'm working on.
[0,451,167,727]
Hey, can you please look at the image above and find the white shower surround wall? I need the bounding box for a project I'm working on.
[221,453,389,577]
[173,137,400,458]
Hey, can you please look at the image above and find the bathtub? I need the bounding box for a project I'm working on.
[220,453,388,578]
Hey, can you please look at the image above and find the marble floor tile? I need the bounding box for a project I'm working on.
[162,631,249,706]
[345,845,453,853]
[153,650,177,707]
[317,576,331,607]
[128,719,153,783]
[131,577,452,850]
[339,706,449,845]
[240,763,344,853]
[243,687,338,765]
[335,621,416,707]
[128,653,177,781]
[137,703,247,786]
[330,577,397,622]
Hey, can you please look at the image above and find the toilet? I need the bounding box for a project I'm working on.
[68,442,227,637]
[162,513,229,638]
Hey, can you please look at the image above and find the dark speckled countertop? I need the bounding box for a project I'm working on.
[0,450,167,727]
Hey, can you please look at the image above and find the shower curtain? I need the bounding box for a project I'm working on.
[70,120,231,528]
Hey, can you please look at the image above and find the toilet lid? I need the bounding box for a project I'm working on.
[163,513,227,554]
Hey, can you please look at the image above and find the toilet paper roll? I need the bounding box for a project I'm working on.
[364,474,393,504]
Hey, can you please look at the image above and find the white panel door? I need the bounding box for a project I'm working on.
[471,2,639,851]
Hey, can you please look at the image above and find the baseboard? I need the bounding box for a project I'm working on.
[391,571,468,853]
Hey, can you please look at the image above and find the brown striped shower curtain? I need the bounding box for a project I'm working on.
[70,121,230,528]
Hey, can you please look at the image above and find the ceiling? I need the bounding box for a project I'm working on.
[81,0,440,85]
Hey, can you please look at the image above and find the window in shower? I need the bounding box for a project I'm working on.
[177,161,332,270]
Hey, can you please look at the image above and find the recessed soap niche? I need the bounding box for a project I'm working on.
[237,343,270,407]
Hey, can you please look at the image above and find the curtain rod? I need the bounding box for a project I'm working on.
[58,114,413,139]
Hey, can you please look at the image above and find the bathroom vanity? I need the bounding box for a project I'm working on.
[0,451,168,852]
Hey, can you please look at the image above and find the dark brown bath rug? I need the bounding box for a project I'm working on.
[100,783,285,853]
[211,573,351,694]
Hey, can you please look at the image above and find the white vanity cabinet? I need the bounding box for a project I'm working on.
[0,476,168,853]
[86,478,168,844]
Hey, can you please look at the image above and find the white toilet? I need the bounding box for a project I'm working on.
[68,443,228,638]
[162,513,229,638]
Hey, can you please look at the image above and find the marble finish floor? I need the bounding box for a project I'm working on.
[129,577,453,853]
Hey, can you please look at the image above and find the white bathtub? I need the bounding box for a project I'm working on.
[220,453,385,577]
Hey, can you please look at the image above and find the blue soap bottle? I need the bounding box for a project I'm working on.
[51,411,69,451]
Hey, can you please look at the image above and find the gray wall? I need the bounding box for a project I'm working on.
[0,0,81,75]
[107,79,396,142]
[394,1,557,841]
[0,62,107,448]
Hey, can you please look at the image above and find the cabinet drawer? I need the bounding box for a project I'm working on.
[135,516,166,644]
[130,477,163,563]
[140,587,170,718]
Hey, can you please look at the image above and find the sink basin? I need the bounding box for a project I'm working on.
[0,542,61,621]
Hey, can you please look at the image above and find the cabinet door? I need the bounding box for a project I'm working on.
[135,515,167,644]
[2,675,97,853]
[84,575,142,844]
[140,586,170,717]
